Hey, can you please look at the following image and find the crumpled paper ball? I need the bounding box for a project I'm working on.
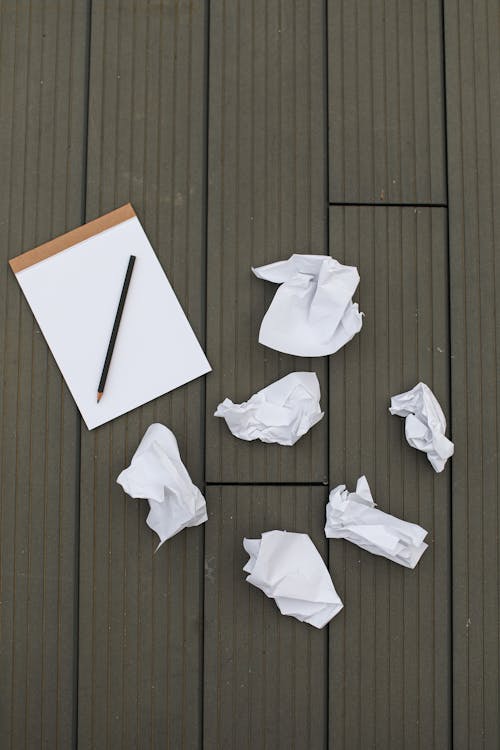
[252,254,363,356]
[214,371,323,446]
[117,423,207,549]
[389,382,454,472]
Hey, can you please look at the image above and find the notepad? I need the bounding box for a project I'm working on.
[9,204,211,429]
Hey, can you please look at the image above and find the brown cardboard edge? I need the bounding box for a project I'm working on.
[8,203,136,274]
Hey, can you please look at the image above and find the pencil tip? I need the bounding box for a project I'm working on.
[97,392,103,403]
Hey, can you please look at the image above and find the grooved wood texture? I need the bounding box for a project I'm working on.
[203,485,329,750]
[444,2,500,747]
[4,0,500,746]
[328,206,451,749]
[328,0,446,204]
[205,0,328,483]
[0,1,88,748]
[77,2,207,747]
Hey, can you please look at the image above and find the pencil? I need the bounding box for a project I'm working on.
[97,254,136,403]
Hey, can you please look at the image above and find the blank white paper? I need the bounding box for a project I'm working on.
[13,215,211,429]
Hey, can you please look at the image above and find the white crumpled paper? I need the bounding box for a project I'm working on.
[325,476,428,569]
[243,530,343,628]
[214,371,323,446]
[389,382,454,472]
[252,254,363,356]
[117,423,207,549]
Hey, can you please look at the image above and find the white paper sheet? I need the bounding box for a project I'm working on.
[325,476,428,569]
[214,371,323,446]
[117,423,207,549]
[252,254,363,356]
[389,382,454,472]
[12,209,211,429]
[243,530,343,628]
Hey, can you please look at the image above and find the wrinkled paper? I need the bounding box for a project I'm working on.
[243,530,343,628]
[117,423,207,549]
[389,382,454,472]
[325,476,428,569]
[252,254,363,356]
[214,371,323,446]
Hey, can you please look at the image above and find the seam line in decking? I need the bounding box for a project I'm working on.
[329,202,448,208]
[201,0,211,746]
[205,482,329,487]
[73,1,93,749]
[440,0,454,746]
[324,0,331,740]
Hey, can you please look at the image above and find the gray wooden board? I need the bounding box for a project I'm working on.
[328,206,451,748]
[0,1,88,747]
[3,0,500,744]
[77,2,207,748]
[205,0,328,483]
[328,0,446,205]
[203,485,329,750]
[444,2,500,747]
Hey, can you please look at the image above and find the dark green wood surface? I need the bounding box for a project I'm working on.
[204,486,329,750]
[328,0,446,205]
[77,1,207,747]
[0,1,497,748]
[205,0,328,483]
[329,206,451,749]
[444,2,500,748]
[0,1,88,747]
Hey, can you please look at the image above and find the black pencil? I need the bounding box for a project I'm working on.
[97,254,136,403]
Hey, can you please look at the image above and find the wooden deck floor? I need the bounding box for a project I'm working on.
[0,1,498,748]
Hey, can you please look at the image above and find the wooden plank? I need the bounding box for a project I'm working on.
[328,0,446,204]
[203,485,329,749]
[328,206,451,748]
[0,0,88,747]
[206,0,328,483]
[77,2,207,747]
[444,2,500,747]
